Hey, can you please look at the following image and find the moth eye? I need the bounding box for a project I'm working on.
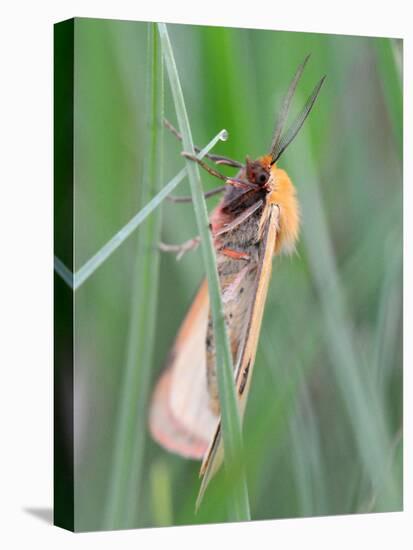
[258,172,268,185]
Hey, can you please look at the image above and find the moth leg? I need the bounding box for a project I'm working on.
[164,118,243,168]
[158,236,201,260]
[182,153,255,192]
[209,156,244,169]
[182,153,230,182]
[167,185,227,203]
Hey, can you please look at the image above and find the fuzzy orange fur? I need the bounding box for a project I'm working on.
[258,155,300,255]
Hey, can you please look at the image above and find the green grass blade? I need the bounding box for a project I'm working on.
[157,22,251,521]
[374,38,402,160]
[373,243,402,395]
[103,23,163,529]
[150,459,173,527]
[289,384,328,517]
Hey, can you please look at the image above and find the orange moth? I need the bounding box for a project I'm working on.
[149,55,325,507]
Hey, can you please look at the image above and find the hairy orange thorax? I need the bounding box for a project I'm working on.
[258,155,300,255]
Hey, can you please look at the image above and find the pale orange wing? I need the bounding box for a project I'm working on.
[149,280,219,459]
[196,203,280,508]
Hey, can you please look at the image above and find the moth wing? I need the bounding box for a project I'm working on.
[196,204,280,509]
[149,280,219,460]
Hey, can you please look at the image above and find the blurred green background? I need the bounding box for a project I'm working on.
[68,18,402,531]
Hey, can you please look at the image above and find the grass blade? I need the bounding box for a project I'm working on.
[158,22,251,521]
[150,459,173,527]
[375,38,402,160]
[103,23,163,529]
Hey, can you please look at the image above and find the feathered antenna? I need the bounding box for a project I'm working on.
[270,56,326,164]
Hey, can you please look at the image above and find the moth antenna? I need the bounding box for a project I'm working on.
[270,54,311,160]
[271,75,326,163]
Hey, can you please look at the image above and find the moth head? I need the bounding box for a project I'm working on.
[245,155,271,188]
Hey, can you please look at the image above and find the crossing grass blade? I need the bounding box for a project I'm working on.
[103,23,164,529]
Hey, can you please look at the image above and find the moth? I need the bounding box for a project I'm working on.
[149,55,325,508]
